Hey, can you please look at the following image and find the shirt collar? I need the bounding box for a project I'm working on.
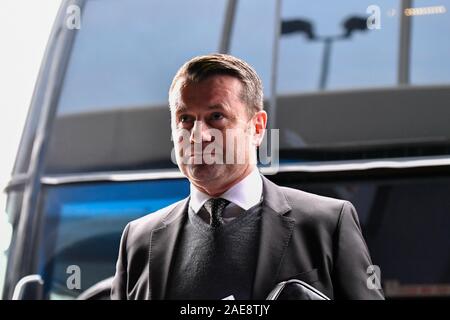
[189,167,263,213]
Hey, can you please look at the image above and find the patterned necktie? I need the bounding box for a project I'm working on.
[203,198,230,228]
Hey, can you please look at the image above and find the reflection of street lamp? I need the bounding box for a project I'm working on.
[342,17,368,38]
[281,19,315,39]
[281,16,368,90]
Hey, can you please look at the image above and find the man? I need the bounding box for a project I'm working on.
[111,54,384,300]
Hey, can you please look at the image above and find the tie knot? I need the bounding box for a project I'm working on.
[203,198,230,228]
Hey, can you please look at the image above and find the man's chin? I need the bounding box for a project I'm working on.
[186,164,224,182]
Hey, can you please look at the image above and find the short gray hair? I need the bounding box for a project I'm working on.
[169,53,264,117]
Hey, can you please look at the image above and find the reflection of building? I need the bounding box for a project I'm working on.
[2,0,450,300]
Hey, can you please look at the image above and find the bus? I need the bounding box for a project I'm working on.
[1,0,450,299]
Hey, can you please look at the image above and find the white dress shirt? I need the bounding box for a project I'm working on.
[189,168,263,224]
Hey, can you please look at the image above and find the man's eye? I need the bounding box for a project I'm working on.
[210,112,224,121]
[179,115,192,123]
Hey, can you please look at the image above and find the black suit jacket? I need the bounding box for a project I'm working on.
[111,175,384,300]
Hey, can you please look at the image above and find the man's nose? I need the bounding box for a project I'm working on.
[190,120,213,144]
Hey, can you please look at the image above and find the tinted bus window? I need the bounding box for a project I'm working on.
[44,0,227,174]
[410,0,450,85]
[278,0,399,93]
[229,0,275,99]
[42,0,450,175]
[279,175,450,298]
[58,0,227,113]
[276,0,450,161]
[36,173,450,299]
[37,178,189,299]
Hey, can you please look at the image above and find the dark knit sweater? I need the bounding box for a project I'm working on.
[166,203,262,300]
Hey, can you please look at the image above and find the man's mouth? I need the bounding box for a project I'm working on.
[182,151,225,165]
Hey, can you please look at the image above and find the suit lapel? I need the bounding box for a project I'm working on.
[252,176,296,299]
[148,197,189,300]
[147,176,296,300]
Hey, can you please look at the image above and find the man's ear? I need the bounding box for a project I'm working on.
[252,110,267,147]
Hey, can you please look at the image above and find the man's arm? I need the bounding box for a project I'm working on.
[332,201,385,299]
[111,223,131,300]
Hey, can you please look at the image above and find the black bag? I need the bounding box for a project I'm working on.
[266,279,330,300]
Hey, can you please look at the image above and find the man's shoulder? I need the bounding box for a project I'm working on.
[277,184,350,224]
[126,198,188,236]
[280,185,347,209]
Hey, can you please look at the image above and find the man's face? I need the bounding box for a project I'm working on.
[171,75,266,195]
